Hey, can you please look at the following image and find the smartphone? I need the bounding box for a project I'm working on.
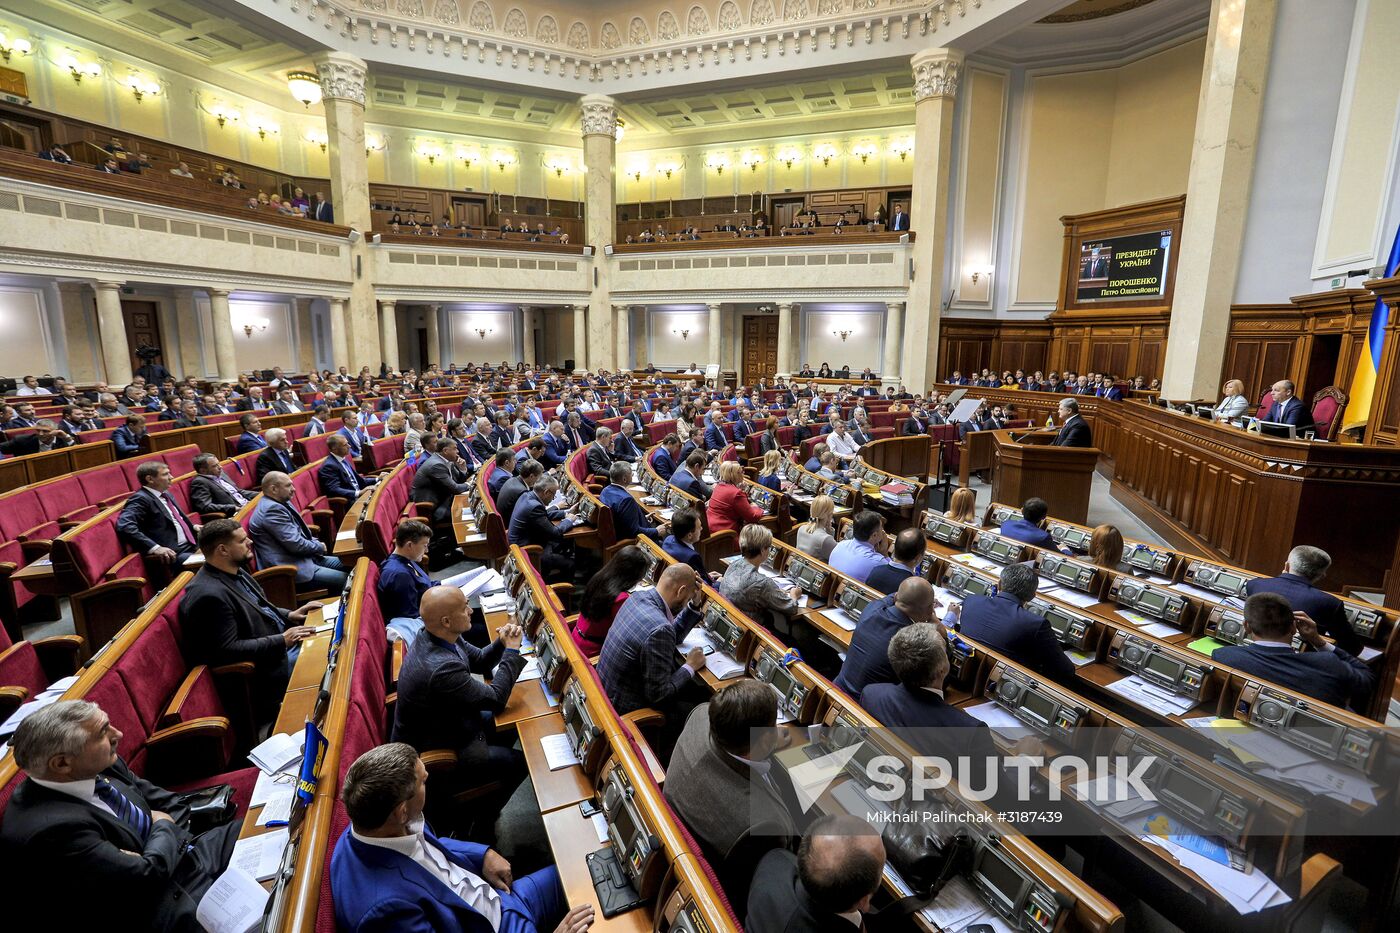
[579,799,600,817]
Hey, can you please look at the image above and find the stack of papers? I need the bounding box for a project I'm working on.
[1040,586,1101,609]
[196,868,269,933]
[0,675,80,738]
[678,630,746,679]
[249,732,303,775]
[231,828,289,882]
[821,607,859,632]
[1140,832,1290,914]
[515,657,543,681]
[540,733,581,770]
[962,701,1035,741]
[879,482,914,506]
[1104,676,1198,716]
[480,592,516,614]
[255,793,293,826]
[1140,621,1181,639]
[250,770,296,810]
[951,553,1003,574]
[1115,608,1157,627]
[1188,718,1379,806]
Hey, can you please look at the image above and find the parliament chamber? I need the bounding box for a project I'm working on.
[4,0,1400,931]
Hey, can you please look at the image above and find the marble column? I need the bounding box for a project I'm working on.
[581,95,617,372]
[882,302,904,388]
[378,299,399,372]
[294,297,316,373]
[632,306,648,368]
[707,302,723,378]
[901,48,963,396]
[614,303,631,372]
[424,304,441,368]
[572,303,588,372]
[152,299,185,379]
[315,52,376,372]
[172,288,204,378]
[775,302,796,379]
[93,281,133,385]
[1162,0,1277,399]
[57,282,100,382]
[207,287,239,382]
[329,297,350,371]
[521,306,539,366]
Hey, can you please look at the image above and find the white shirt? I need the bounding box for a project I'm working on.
[827,431,861,460]
[16,385,51,396]
[29,776,117,818]
[351,828,502,928]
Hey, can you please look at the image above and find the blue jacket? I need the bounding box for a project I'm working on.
[662,534,707,577]
[865,562,913,595]
[1212,642,1374,711]
[377,552,435,621]
[1266,397,1310,430]
[248,497,326,583]
[958,592,1075,685]
[651,448,677,481]
[601,484,660,540]
[704,422,727,451]
[540,433,570,467]
[110,425,143,457]
[338,425,371,458]
[236,431,268,453]
[670,466,709,501]
[318,454,367,501]
[833,594,911,697]
[859,682,998,761]
[1244,573,1360,654]
[998,518,1055,550]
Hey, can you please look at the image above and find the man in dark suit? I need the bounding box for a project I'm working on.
[506,474,579,583]
[613,418,644,461]
[487,448,516,500]
[235,413,267,453]
[888,205,909,232]
[584,426,616,477]
[189,452,252,517]
[600,462,665,541]
[745,815,885,933]
[1265,379,1311,431]
[1051,398,1093,447]
[115,461,201,567]
[255,427,298,483]
[180,519,319,727]
[703,418,727,451]
[496,459,543,525]
[664,680,797,906]
[834,577,937,698]
[999,497,1059,550]
[1244,545,1361,655]
[0,419,75,456]
[311,192,334,222]
[392,585,528,828]
[865,529,925,595]
[1213,593,1375,710]
[652,436,681,481]
[411,439,472,524]
[539,420,571,467]
[670,451,712,501]
[954,562,1075,685]
[319,433,370,502]
[336,410,372,458]
[1,699,239,932]
[904,408,932,436]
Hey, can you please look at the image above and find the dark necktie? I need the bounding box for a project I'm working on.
[94,777,150,841]
[341,458,359,491]
[157,492,195,545]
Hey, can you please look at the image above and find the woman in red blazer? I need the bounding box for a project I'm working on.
[706,460,765,534]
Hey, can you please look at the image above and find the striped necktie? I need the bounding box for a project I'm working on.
[94,777,151,841]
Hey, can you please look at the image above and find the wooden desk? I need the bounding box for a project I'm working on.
[519,712,595,812]
[497,677,558,729]
[11,556,57,595]
[990,428,1098,525]
[330,488,373,559]
[540,805,653,933]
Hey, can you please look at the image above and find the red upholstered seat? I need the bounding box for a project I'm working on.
[0,634,47,717]
[292,468,323,510]
[225,450,262,490]
[870,427,895,441]
[0,490,59,544]
[300,433,332,463]
[1310,386,1348,440]
[596,416,623,434]
[67,516,129,590]
[160,445,199,478]
[83,464,136,508]
[870,411,895,429]
[119,459,150,489]
[43,476,90,525]
[112,618,188,734]
[799,436,821,460]
[0,538,38,612]
[84,673,149,772]
[1256,391,1271,421]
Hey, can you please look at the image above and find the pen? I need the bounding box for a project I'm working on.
[264,820,289,828]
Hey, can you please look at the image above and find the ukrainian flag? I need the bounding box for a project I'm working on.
[1343,227,1400,433]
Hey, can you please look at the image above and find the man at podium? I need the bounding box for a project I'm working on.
[1051,398,1093,447]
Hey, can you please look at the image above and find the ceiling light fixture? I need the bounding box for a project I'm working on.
[286,71,322,108]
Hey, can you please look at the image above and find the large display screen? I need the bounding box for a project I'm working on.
[1076,230,1173,302]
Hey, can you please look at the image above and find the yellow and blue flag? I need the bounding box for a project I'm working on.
[1343,226,1400,432]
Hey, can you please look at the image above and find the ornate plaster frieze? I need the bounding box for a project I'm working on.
[316,51,369,105]
[911,46,963,100]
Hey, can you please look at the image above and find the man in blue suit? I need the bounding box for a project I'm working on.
[332,742,593,933]
[601,463,666,541]
[866,529,925,595]
[860,623,999,763]
[337,410,372,459]
[539,421,571,467]
[235,413,267,453]
[703,418,727,451]
[670,451,712,501]
[249,471,348,591]
[998,498,1070,554]
[1213,593,1374,710]
[318,434,370,502]
[651,435,681,481]
[952,563,1074,686]
[1244,545,1361,655]
[1264,379,1311,431]
[834,577,937,698]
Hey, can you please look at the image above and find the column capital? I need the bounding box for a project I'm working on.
[911,48,964,102]
[886,301,903,312]
[776,301,793,311]
[573,303,588,313]
[706,301,722,312]
[94,280,125,293]
[328,297,346,309]
[379,299,397,310]
[579,95,619,138]
[207,287,231,299]
[315,52,368,106]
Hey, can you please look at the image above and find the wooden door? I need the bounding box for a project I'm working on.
[120,300,163,374]
[454,197,486,228]
[773,199,803,229]
[415,328,429,370]
[742,316,779,387]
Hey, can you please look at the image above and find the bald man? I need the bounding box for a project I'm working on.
[248,471,348,591]
[834,576,939,699]
[392,585,527,831]
[746,815,885,932]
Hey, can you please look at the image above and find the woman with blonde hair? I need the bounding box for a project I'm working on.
[706,460,765,533]
[796,494,837,562]
[719,524,800,630]
[945,486,977,524]
[757,448,785,492]
[1213,379,1250,422]
[1088,524,1124,569]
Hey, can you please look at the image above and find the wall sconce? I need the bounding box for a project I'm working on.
[814,143,838,167]
[456,148,480,168]
[417,143,443,164]
[852,141,877,164]
[286,71,323,108]
[252,119,280,140]
[832,327,855,342]
[741,151,765,174]
[58,53,101,84]
[241,317,269,338]
[890,137,914,162]
[474,326,494,340]
[656,160,679,180]
[545,156,573,177]
[776,147,802,170]
[968,263,994,284]
[492,150,517,172]
[706,153,730,176]
[614,117,625,143]
[365,134,386,153]
[209,103,241,129]
[672,327,690,341]
[626,161,649,183]
[0,33,32,63]
[305,129,328,152]
[124,74,161,102]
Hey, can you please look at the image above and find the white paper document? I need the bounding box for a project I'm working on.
[196,868,269,933]
[255,793,293,826]
[462,569,506,598]
[820,607,859,632]
[231,828,289,882]
[678,629,746,679]
[951,552,1003,574]
[316,598,341,620]
[334,529,358,542]
[591,811,610,844]
[541,733,581,770]
[1041,586,1102,608]
[918,876,994,931]
[1140,621,1181,639]
[961,701,1034,740]
[1115,609,1157,627]
[250,770,296,808]
[1140,833,1290,915]
[515,657,542,681]
[249,732,302,775]
[1105,676,1197,715]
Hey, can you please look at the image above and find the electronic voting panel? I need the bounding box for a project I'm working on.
[1106,633,1212,702]
[968,838,1065,933]
[942,564,997,600]
[1109,727,1255,845]
[1236,684,1379,771]
[985,504,1022,527]
[972,531,1026,566]
[1121,542,1176,578]
[588,763,665,918]
[923,508,971,548]
[560,677,607,774]
[575,495,598,526]
[824,482,854,509]
[837,582,875,621]
[701,601,745,658]
[1183,559,1255,600]
[1035,552,1100,595]
[1109,577,1189,628]
[746,483,775,514]
[1048,520,1092,553]
[1025,596,1095,651]
[798,472,821,495]
[1203,604,1248,645]
[785,553,830,599]
[986,662,1086,742]
[751,648,812,722]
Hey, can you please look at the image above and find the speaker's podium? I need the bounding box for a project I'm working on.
[989,428,1099,524]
